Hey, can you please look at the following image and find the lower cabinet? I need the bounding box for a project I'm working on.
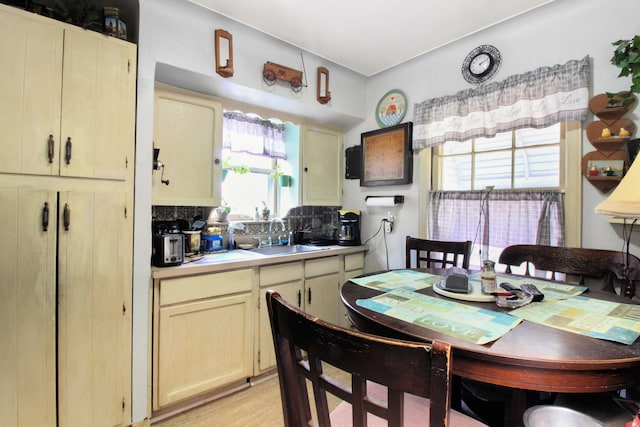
[257,256,341,374]
[153,269,254,410]
[341,253,365,327]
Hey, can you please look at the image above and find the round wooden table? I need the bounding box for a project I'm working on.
[340,271,640,426]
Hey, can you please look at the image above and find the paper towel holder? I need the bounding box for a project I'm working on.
[365,195,404,206]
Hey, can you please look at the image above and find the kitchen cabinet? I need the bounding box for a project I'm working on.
[0,5,136,427]
[153,269,255,410]
[0,7,134,180]
[340,253,365,327]
[153,84,223,206]
[257,262,304,373]
[301,124,343,206]
[256,256,341,374]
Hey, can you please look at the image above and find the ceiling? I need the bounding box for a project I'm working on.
[188,0,554,77]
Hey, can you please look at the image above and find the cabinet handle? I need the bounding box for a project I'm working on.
[307,288,312,305]
[64,137,72,165]
[297,290,301,307]
[304,167,308,172]
[42,202,49,232]
[63,203,70,231]
[47,135,55,164]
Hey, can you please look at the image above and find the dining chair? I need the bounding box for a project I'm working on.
[498,244,640,298]
[265,290,487,427]
[405,236,472,270]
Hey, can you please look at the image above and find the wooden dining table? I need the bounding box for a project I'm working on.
[340,270,640,427]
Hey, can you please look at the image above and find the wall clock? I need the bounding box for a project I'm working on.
[462,44,501,84]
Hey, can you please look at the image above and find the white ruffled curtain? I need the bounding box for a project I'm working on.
[223,111,286,158]
[413,56,591,149]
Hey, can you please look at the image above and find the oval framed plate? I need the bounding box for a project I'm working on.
[375,89,407,128]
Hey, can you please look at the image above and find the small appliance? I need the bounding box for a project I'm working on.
[152,221,185,267]
[338,210,361,246]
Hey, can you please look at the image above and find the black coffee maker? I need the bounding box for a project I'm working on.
[338,210,361,246]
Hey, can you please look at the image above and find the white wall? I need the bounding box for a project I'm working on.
[344,0,640,272]
[134,0,367,421]
[133,0,640,422]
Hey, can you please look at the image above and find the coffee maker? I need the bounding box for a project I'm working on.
[338,210,361,246]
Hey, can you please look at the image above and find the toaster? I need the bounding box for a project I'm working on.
[152,233,185,267]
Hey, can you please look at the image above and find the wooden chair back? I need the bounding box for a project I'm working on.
[266,290,455,427]
[498,244,640,298]
[406,236,472,270]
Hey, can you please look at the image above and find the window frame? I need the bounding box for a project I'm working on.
[420,121,582,247]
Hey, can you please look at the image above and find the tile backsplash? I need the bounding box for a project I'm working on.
[152,205,342,241]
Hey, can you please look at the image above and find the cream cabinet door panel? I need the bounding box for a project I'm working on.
[157,293,253,407]
[0,9,62,176]
[60,29,136,180]
[305,272,341,325]
[0,188,57,427]
[258,281,303,372]
[57,190,131,427]
[301,125,342,206]
[153,86,223,206]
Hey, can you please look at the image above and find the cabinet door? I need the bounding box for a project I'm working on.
[57,190,132,427]
[60,29,136,180]
[153,85,223,206]
[157,293,253,407]
[305,272,341,325]
[258,281,303,372]
[0,188,57,427]
[0,7,63,176]
[301,124,343,206]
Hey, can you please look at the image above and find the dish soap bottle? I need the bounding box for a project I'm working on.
[254,207,260,221]
[481,260,497,294]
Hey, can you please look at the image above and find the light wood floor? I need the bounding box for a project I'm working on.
[154,366,349,427]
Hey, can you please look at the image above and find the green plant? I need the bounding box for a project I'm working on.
[222,157,250,174]
[218,201,231,214]
[52,0,99,28]
[608,35,640,106]
[269,164,284,180]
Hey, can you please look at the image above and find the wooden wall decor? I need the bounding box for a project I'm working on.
[215,29,234,78]
[582,92,637,192]
[317,67,331,104]
[262,61,304,92]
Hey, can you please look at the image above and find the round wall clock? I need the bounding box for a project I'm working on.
[375,89,407,128]
[462,45,502,84]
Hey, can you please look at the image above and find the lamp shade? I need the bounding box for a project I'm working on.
[595,149,640,218]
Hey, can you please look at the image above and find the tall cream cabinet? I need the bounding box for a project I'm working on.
[301,124,343,206]
[153,84,223,206]
[0,5,136,427]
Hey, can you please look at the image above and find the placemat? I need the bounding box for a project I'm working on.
[356,288,521,345]
[348,269,441,291]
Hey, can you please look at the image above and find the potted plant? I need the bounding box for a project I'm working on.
[211,202,231,222]
[270,164,292,187]
[222,157,250,182]
[261,201,270,221]
[607,35,640,107]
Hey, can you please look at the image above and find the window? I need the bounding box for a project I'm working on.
[428,122,582,269]
[436,124,561,190]
[220,111,294,219]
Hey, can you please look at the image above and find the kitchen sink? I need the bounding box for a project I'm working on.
[192,250,265,264]
[249,244,330,256]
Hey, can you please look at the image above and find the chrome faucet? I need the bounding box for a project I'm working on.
[268,217,286,246]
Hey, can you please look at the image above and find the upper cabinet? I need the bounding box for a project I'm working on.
[153,85,223,206]
[301,124,343,206]
[0,8,136,180]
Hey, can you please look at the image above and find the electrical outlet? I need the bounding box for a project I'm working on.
[384,213,394,233]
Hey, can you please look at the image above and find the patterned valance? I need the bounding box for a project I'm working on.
[413,56,591,150]
[223,111,286,159]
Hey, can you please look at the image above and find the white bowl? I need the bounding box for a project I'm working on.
[523,405,606,427]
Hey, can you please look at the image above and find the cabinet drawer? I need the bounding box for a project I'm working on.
[160,268,253,305]
[260,262,303,287]
[305,256,339,278]
[344,253,364,271]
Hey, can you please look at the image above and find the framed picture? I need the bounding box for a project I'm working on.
[360,122,413,187]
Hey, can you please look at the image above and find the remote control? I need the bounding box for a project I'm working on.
[500,282,520,292]
[521,284,544,302]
